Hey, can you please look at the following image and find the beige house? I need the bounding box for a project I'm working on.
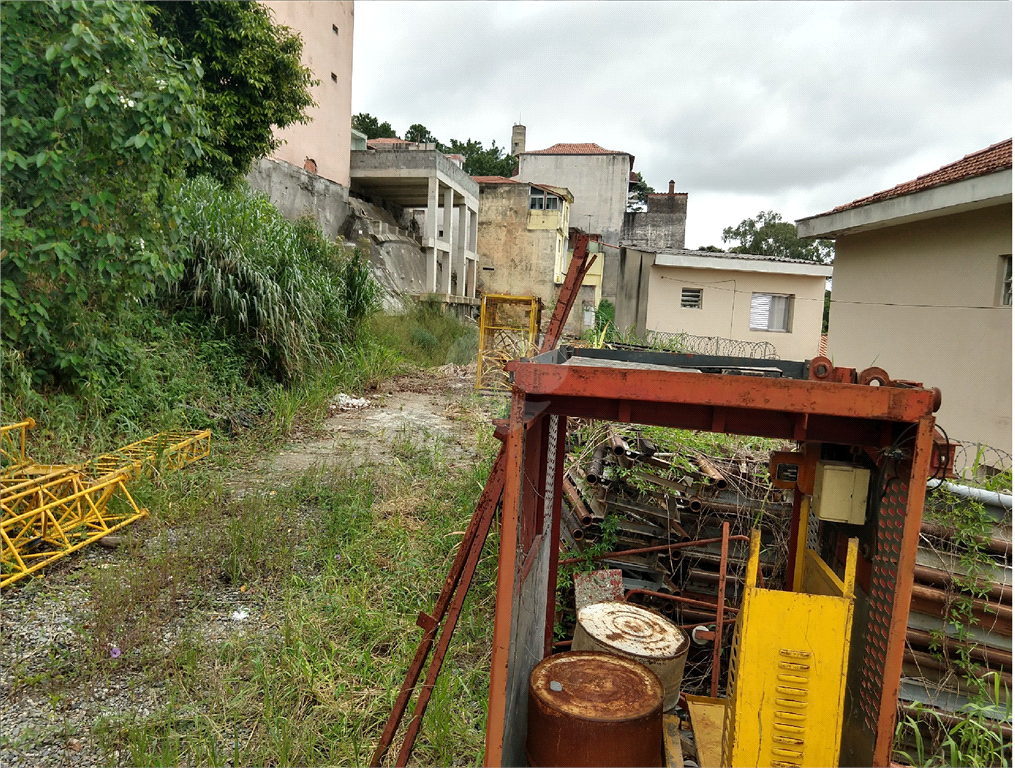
[261,1,354,188]
[645,250,832,360]
[797,139,1012,461]
[474,177,573,305]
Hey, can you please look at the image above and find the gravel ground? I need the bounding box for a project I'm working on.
[1,544,280,768]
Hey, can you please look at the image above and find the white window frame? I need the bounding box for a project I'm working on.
[749,293,793,332]
[680,287,703,309]
[1001,255,1012,307]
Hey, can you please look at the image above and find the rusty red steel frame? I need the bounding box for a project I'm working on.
[370,234,595,768]
[485,347,938,767]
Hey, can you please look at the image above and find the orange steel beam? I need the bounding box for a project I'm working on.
[507,360,937,424]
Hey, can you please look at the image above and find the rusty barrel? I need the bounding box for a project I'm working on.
[572,601,689,711]
[527,651,663,767]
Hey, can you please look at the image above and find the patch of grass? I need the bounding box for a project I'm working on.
[370,298,478,368]
[77,428,498,767]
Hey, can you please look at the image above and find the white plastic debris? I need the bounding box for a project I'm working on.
[332,393,370,411]
[230,608,249,622]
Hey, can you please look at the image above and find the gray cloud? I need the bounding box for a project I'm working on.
[353,1,1010,240]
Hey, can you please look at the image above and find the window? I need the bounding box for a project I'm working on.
[681,287,703,309]
[529,188,561,210]
[1002,255,1012,306]
[750,293,792,332]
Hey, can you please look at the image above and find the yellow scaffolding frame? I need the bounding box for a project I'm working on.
[1,418,36,475]
[476,294,541,392]
[1,422,211,588]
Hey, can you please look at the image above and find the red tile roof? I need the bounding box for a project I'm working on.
[366,137,406,145]
[830,139,1012,214]
[522,142,628,156]
[472,176,519,184]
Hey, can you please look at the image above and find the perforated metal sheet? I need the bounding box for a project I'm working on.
[859,478,908,733]
[544,416,558,530]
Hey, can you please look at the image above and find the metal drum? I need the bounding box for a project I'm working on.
[572,601,689,712]
[526,651,664,767]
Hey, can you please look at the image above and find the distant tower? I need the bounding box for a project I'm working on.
[511,124,526,157]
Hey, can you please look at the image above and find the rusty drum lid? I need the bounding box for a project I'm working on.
[530,651,663,722]
[577,601,688,660]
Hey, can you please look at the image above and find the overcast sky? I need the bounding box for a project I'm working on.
[352,2,1011,248]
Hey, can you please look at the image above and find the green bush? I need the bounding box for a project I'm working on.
[1,0,208,386]
[370,299,476,368]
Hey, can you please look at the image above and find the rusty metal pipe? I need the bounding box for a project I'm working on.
[920,521,1010,556]
[694,456,729,490]
[558,535,751,567]
[608,430,629,456]
[571,528,584,541]
[903,647,1013,686]
[585,445,608,485]
[711,522,730,698]
[899,702,1013,739]
[910,582,1013,623]
[906,627,1012,668]
[562,477,595,526]
[625,588,738,614]
[912,563,1012,603]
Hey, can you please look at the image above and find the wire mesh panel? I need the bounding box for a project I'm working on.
[476,295,540,392]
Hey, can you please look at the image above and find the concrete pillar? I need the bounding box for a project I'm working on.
[468,257,477,299]
[469,206,479,252]
[441,186,454,294]
[454,205,470,297]
[425,176,439,293]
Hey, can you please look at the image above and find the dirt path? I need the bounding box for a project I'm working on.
[273,370,482,473]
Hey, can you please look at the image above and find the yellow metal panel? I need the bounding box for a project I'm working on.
[685,695,727,768]
[722,531,857,768]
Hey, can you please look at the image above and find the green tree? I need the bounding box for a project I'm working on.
[627,172,654,211]
[444,138,517,177]
[405,123,435,144]
[147,2,316,186]
[722,210,834,263]
[352,112,397,139]
[1,0,209,385]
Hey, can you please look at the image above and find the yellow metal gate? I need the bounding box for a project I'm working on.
[476,294,541,392]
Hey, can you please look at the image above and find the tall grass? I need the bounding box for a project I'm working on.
[168,177,378,381]
[370,298,478,368]
[80,434,498,767]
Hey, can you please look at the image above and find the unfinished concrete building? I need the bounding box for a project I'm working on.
[350,146,480,303]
